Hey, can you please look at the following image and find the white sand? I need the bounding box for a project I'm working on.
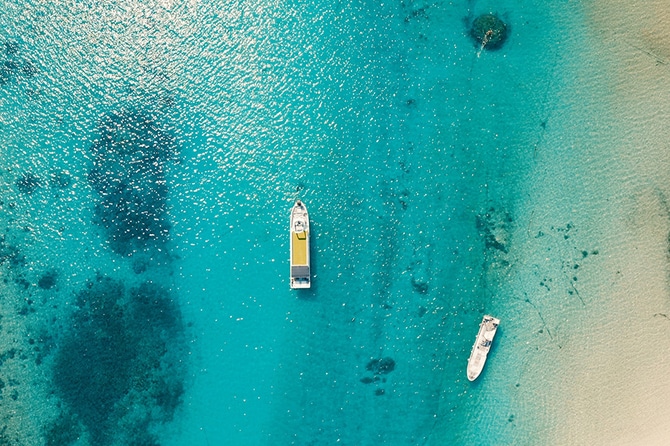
[512,1,670,444]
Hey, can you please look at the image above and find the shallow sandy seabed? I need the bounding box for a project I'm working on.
[549,0,670,444]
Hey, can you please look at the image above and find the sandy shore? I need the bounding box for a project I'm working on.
[524,1,670,444]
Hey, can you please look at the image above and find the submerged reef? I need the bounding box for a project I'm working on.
[361,357,396,396]
[51,275,186,445]
[1,39,37,85]
[0,234,26,268]
[4,40,19,56]
[401,0,432,23]
[44,410,81,446]
[88,109,177,255]
[470,14,508,51]
[37,269,58,290]
[49,170,72,189]
[476,207,512,253]
[366,357,396,375]
[15,172,41,194]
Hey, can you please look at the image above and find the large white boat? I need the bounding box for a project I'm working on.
[290,200,310,289]
[466,315,500,381]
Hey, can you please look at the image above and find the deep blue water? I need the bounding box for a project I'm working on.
[0,0,593,444]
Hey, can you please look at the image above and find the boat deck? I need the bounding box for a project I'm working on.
[291,230,308,265]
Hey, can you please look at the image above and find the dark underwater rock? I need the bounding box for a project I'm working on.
[37,270,57,289]
[44,410,81,446]
[476,207,512,253]
[16,173,41,194]
[3,60,19,73]
[20,60,37,77]
[0,60,16,84]
[0,40,37,84]
[88,109,176,255]
[366,357,396,375]
[0,235,25,267]
[51,276,186,445]
[132,258,148,274]
[4,40,19,56]
[470,14,508,51]
[360,376,381,384]
[49,170,71,189]
[411,276,429,294]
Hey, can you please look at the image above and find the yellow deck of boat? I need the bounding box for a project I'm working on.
[292,231,308,265]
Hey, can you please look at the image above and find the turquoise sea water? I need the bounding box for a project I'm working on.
[0,0,617,445]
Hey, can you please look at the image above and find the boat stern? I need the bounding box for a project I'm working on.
[289,262,311,289]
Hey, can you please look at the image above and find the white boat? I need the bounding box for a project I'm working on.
[466,315,500,381]
[290,200,310,289]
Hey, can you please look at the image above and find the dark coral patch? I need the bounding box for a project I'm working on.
[44,410,81,446]
[0,61,14,84]
[20,60,37,77]
[360,376,380,384]
[16,173,41,194]
[88,109,177,255]
[470,14,508,51]
[366,357,396,375]
[411,276,429,294]
[476,207,512,253]
[0,40,37,85]
[49,170,72,189]
[132,258,148,274]
[0,235,25,267]
[38,270,58,289]
[51,276,186,445]
[4,40,19,56]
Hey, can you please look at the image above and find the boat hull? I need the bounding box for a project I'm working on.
[466,315,500,381]
[290,200,310,289]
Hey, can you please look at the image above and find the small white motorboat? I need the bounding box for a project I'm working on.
[467,315,500,381]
